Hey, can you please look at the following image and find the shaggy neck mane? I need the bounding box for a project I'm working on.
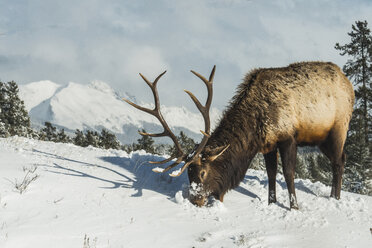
[205,68,273,195]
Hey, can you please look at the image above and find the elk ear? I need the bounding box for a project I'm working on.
[207,144,230,162]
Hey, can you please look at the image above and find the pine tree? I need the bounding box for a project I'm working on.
[0,82,8,137]
[57,129,71,143]
[295,154,309,180]
[122,143,135,154]
[168,131,196,156]
[39,122,58,141]
[335,20,372,194]
[85,130,100,147]
[134,129,156,154]
[335,21,372,144]
[74,129,86,147]
[0,81,33,137]
[99,129,120,149]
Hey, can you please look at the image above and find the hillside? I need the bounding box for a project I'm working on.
[0,136,371,248]
[19,80,221,144]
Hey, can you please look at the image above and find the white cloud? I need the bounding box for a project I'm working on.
[122,46,170,81]
[0,0,372,110]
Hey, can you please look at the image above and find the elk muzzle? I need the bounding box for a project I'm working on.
[189,194,208,207]
[188,182,209,207]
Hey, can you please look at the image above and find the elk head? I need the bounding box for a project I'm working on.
[123,66,229,206]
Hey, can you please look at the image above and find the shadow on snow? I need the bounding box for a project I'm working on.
[34,149,317,205]
[34,149,188,199]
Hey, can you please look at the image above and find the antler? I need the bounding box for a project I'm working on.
[123,66,216,177]
[170,65,215,177]
[123,71,185,168]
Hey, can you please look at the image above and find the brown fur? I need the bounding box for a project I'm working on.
[188,61,355,208]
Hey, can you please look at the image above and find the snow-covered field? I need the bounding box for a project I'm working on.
[0,136,371,248]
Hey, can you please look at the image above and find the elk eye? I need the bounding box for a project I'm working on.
[200,170,206,179]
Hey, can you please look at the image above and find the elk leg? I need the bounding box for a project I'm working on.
[319,129,346,200]
[264,149,278,204]
[278,137,299,210]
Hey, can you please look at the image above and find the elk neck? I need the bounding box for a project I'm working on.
[204,111,262,195]
[202,68,275,194]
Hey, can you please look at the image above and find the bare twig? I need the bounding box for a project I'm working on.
[6,166,39,194]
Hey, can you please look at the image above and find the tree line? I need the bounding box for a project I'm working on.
[0,20,371,195]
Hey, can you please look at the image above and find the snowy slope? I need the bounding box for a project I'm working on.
[19,80,221,143]
[19,80,61,111]
[0,136,371,248]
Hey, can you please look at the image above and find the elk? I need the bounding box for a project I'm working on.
[123,62,354,209]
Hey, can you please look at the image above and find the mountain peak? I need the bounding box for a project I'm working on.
[88,80,116,95]
[19,80,61,111]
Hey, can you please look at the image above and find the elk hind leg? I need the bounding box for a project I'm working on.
[319,129,346,200]
[278,137,299,210]
[264,149,278,204]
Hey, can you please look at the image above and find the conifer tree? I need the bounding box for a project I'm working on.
[335,21,372,145]
[335,20,372,194]
[135,129,156,154]
[39,122,58,141]
[0,81,33,137]
[168,131,196,156]
[99,129,120,149]
[85,130,100,147]
[57,129,71,143]
[0,82,10,137]
[74,129,86,147]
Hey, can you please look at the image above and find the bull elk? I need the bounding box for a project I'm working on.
[123,62,354,209]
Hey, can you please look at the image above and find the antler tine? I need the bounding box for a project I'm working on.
[153,71,167,86]
[149,156,177,164]
[184,90,203,112]
[169,160,194,177]
[152,157,184,173]
[124,70,185,163]
[190,65,215,86]
[208,65,216,82]
[122,98,154,115]
[139,73,153,88]
[139,71,167,110]
[188,65,215,133]
[138,130,168,138]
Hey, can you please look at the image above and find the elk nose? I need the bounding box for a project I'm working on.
[189,195,207,207]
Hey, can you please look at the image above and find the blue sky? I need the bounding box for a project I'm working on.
[0,0,371,110]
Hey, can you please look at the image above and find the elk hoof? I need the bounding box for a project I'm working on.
[268,190,276,204]
[290,204,299,210]
[289,194,298,210]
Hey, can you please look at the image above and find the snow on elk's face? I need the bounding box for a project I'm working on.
[187,161,214,207]
[187,145,230,207]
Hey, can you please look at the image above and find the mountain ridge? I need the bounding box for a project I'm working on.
[19,80,221,144]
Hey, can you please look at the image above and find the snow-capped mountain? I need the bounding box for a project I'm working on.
[19,80,221,143]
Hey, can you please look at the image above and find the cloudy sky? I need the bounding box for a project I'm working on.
[1,0,371,110]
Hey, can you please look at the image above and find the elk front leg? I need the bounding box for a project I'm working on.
[264,149,278,204]
[278,137,299,210]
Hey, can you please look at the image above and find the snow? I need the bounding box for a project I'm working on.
[0,136,371,248]
[170,168,182,177]
[19,80,61,111]
[152,167,165,173]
